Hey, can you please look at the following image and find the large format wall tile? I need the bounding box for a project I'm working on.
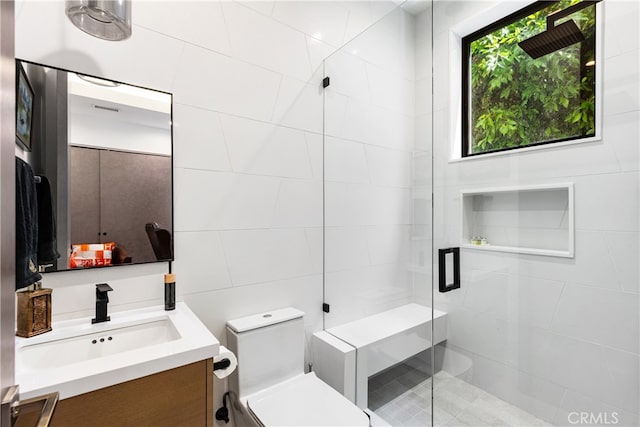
[325,137,370,183]
[603,0,640,59]
[602,49,640,116]
[574,172,639,232]
[367,225,412,265]
[173,44,282,122]
[220,228,315,286]
[366,145,412,188]
[325,182,412,226]
[462,273,564,330]
[601,346,640,414]
[324,49,372,102]
[174,169,280,231]
[271,1,350,48]
[173,104,231,172]
[605,231,640,293]
[605,110,640,173]
[220,114,313,179]
[271,180,322,228]
[223,1,313,82]
[551,284,639,354]
[134,1,231,56]
[324,227,371,272]
[271,76,324,133]
[173,231,231,294]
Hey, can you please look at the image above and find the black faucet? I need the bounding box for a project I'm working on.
[92,283,113,324]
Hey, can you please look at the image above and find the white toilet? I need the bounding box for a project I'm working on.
[226,307,369,427]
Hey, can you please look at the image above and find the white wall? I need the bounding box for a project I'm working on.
[430,1,639,425]
[15,0,399,422]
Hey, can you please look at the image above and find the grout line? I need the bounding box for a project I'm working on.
[182,272,324,295]
[303,35,315,80]
[268,72,286,124]
[215,112,235,173]
[174,99,415,157]
[303,132,320,180]
[600,231,628,292]
[215,231,235,289]
[175,226,323,234]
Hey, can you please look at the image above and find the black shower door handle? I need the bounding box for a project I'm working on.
[438,247,460,293]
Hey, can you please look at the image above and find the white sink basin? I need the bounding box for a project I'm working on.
[18,318,180,370]
[16,303,218,399]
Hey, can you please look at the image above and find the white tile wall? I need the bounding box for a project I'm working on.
[220,114,313,179]
[271,75,324,133]
[14,1,402,420]
[173,43,282,122]
[220,228,315,286]
[430,0,640,424]
[172,104,231,172]
[174,169,281,231]
[222,1,313,82]
[134,1,231,56]
[270,1,350,48]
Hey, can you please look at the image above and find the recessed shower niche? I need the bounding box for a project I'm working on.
[461,183,574,258]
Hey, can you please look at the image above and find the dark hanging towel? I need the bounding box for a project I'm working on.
[16,157,42,290]
[36,175,60,263]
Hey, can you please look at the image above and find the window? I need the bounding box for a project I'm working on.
[462,0,597,157]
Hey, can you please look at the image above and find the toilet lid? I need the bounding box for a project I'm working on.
[247,373,369,427]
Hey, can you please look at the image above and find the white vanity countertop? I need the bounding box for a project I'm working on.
[16,302,219,399]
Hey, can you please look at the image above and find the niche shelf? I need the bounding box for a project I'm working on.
[461,183,574,258]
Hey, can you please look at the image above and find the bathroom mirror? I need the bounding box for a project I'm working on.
[16,59,173,272]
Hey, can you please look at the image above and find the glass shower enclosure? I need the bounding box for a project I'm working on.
[321,4,434,425]
[320,1,639,426]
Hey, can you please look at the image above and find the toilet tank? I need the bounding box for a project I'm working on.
[226,308,305,399]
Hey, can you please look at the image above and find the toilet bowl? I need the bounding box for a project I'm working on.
[226,308,369,427]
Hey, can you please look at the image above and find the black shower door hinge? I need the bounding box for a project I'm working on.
[322,303,330,313]
[322,76,330,88]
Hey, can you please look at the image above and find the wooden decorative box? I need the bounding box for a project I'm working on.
[16,285,52,338]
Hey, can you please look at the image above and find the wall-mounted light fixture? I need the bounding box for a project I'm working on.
[65,0,132,41]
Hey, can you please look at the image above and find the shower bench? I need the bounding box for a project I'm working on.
[312,303,447,409]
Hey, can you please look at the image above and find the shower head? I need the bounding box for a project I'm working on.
[518,1,598,59]
[518,19,585,59]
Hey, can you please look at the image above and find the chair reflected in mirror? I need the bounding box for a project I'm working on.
[111,245,132,265]
[145,222,173,261]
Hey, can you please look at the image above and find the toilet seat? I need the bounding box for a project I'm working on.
[246,372,369,427]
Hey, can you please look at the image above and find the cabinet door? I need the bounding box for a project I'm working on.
[50,360,212,427]
[69,147,101,246]
[99,150,172,264]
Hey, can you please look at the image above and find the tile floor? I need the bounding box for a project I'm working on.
[369,364,553,427]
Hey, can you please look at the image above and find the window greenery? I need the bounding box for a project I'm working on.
[462,0,597,156]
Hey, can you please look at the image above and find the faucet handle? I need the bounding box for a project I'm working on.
[96,283,113,293]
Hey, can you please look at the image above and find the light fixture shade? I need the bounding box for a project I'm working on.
[65,0,131,41]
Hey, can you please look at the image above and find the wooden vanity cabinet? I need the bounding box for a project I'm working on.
[49,359,213,427]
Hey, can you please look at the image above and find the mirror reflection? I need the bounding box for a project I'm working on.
[16,60,173,274]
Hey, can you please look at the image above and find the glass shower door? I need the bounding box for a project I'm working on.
[321,3,435,425]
